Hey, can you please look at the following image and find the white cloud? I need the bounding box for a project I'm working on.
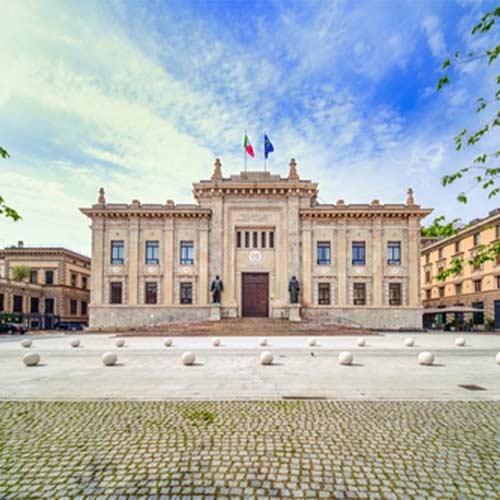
[422,15,447,58]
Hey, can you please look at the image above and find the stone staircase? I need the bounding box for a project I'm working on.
[117,318,374,337]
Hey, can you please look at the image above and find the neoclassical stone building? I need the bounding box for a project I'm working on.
[81,160,431,330]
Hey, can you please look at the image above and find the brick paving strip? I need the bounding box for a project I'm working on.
[0,401,499,499]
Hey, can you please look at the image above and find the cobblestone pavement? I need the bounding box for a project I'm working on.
[0,401,498,499]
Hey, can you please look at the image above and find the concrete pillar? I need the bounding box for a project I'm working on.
[408,217,420,306]
[128,218,139,305]
[372,219,383,306]
[199,222,209,305]
[163,219,174,305]
[301,224,312,306]
[91,218,105,305]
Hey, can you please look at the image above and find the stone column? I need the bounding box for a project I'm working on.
[301,223,312,306]
[408,217,420,306]
[337,221,347,305]
[199,221,209,306]
[128,218,139,305]
[372,219,383,306]
[163,219,174,305]
[91,218,105,305]
[287,196,301,278]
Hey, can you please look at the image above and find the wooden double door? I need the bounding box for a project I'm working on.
[242,273,269,317]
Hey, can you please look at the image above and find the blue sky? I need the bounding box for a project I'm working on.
[0,0,498,255]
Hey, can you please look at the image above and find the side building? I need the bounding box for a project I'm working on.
[421,209,500,329]
[81,159,431,331]
[0,243,91,329]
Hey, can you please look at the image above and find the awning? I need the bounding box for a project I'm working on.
[423,306,484,315]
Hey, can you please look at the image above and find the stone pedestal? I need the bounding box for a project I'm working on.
[209,304,221,321]
[289,304,301,322]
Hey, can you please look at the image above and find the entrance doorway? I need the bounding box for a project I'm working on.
[242,273,269,317]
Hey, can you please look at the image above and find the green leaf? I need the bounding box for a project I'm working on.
[437,76,450,90]
[457,193,468,204]
[441,58,451,69]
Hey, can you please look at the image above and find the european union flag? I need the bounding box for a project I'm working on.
[264,134,274,159]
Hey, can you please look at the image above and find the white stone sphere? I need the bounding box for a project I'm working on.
[21,339,32,348]
[163,338,173,347]
[212,337,221,347]
[115,339,125,348]
[455,337,466,347]
[22,352,40,366]
[102,352,117,366]
[357,338,366,347]
[496,352,500,364]
[259,337,268,347]
[182,351,196,366]
[260,351,273,365]
[70,338,80,348]
[338,351,354,366]
[418,351,435,366]
[308,338,317,347]
[404,338,415,347]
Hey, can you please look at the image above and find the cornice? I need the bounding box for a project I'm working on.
[0,247,90,263]
[300,206,432,220]
[80,207,212,219]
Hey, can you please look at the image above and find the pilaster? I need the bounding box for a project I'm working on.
[163,219,174,305]
[372,219,383,306]
[301,224,312,306]
[91,218,105,305]
[337,222,347,305]
[128,218,139,305]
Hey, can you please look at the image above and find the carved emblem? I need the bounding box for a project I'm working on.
[355,267,364,275]
[249,251,262,263]
[390,267,401,274]
[147,267,156,273]
[112,267,120,273]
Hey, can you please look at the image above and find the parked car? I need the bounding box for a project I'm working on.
[55,322,84,331]
[0,323,27,335]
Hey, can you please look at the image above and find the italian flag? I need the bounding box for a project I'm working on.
[243,133,255,158]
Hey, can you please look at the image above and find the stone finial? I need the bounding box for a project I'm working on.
[98,187,106,205]
[288,158,299,180]
[211,158,223,180]
[165,199,175,208]
[336,199,345,207]
[371,199,381,206]
[131,199,140,208]
[406,187,415,205]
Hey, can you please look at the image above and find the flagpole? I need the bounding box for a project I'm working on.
[264,131,267,172]
[244,129,247,172]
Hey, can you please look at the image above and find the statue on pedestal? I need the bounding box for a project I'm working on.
[288,276,300,304]
[210,275,224,303]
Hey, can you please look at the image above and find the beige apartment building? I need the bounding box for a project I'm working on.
[0,243,91,329]
[81,159,431,330]
[421,209,500,329]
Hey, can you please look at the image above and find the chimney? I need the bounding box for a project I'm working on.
[17,241,24,248]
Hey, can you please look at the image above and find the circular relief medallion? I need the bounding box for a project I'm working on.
[390,266,401,274]
[249,250,262,263]
[112,267,120,273]
[147,267,156,273]
[355,267,364,275]
[318,267,329,275]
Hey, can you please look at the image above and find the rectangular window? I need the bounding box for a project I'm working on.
[352,241,366,266]
[454,241,460,253]
[353,283,366,305]
[0,293,4,312]
[45,270,54,285]
[71,273,77,288]
[145,282,158,304]
[44,298,54,314]
[110,282,123,304]
[261,231,266,248]
[70,300,78,315]
[317,241,331,265]
[497,276,500,289]
[146,241,159,265]
[180,282,193,304]
[472,301,484,324]
[474,279,482,292]
[438,248,443,259]
[425,270,431,283]
[425,289,431,301]
[425,253,430,264]
[111,240,124,264]
[318,283,330,305]
[389,283,402,306]
[82,276,87,289]
[455,283,462,295]
[439,286,445,298]
[496,224,500,239]
[180,241,194,265]
[269,231,274,248]
[236,231,241,248]
[388,242,401,265]
[30,270,38,284]
[81,301,88,316]
[30,297,39,314]
[473,233,480,246]
[13,295,23,313]
[245,232,250,248]
[252,231,258,248]
[472,258,481,271]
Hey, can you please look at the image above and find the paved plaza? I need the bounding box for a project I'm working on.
[0,400,498,499]
[0,332,499,401]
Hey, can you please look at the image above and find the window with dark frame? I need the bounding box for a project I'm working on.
[0,293,4,312]
[146,241,159,265]
[474,279,482,292]
[44,298,54,314]
[81,301,88,316]
[252,232,258,248]
[110,282,123,304]
[425,289,431,300]
[269,231,274,248]
[318,283,330,305]
[71,273,77,288]
[30,297,39,314]
[455,283,462,295]
[180,282,193,304]
[352,241,366,266]
[387,242,401,265]
[261,231,266,248]
[353,283,366,305]
[439,286,445,298]
[438,248,443,259]
[497,275,500,289]
[425,270,431,283]
[473,233,480,246]
[30,270,37,284]
[70,299,78,315]
[245,232,250,248]
[237,231,241,248]
[82,276,87,289]
[472,301,484,324]
[389,283,402,305]
[145,282,158,304]
[425,253,430,264]
[180,241,194,265]
[317,241,331,265]
[496,224,500,239]
[454,241,460,253]
[45,270,54,285]
[13,295,23,313]
[111,240,124,264]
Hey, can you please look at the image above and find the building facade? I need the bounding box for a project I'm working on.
[81,159,431,330]
[421,210,500,329]
[0,243,91,329]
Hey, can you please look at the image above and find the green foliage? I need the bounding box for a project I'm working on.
[437,7,499,204]
[422,215,460,238]
[12,265,31,282]
[0,147,21,221]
